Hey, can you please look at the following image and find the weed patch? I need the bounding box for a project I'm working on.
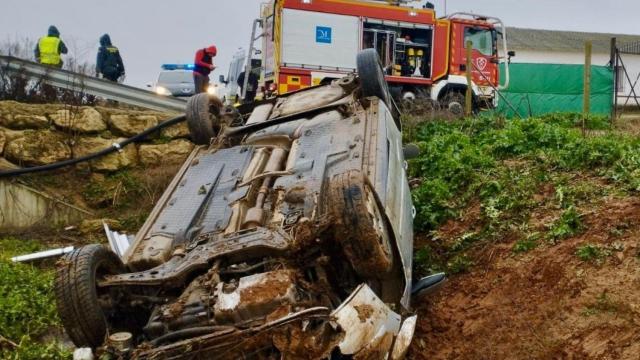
[409,113,637,275]
[447,255,473,274]
[513,235,539,253]
[548,206,584,242]
[414,245,444,276]
[576,244,613,265]
[83,170,146,209]
[0,238,70,358]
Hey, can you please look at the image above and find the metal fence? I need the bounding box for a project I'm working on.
[612,39,640,121]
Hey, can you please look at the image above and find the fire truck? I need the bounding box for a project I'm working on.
[258,0,511,112]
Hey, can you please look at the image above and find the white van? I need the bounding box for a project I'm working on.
[218,49,246,104]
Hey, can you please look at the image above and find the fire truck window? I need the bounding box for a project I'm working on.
[363,28,395,70]
[464,27,494,56]
[363,31,374,50]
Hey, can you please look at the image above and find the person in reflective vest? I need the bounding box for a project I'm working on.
[34,25,68,67]
[193,46,217,94]
[96,34,125,82]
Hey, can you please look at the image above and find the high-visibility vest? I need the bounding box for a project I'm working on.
[38,36,61,65]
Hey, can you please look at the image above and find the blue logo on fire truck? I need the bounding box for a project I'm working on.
[316,26,332,44]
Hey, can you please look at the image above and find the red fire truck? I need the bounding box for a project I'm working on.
[258,0,511,112]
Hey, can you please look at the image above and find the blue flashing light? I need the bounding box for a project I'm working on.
[161,64,195,71]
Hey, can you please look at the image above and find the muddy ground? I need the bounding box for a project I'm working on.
[409,196,640,359]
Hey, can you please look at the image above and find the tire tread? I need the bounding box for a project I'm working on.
[186,93,217,145]
[54,245,123,348]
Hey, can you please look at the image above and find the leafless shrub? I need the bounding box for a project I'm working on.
[0,36,96,105]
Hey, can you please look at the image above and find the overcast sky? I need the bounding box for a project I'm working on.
[1,0,639,88]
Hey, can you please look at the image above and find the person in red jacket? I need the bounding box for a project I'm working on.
[193,46,217,94]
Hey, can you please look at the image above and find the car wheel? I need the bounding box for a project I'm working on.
[442,91,466,117]
[330,171,394,276]
[357,48,391,106]
[54,244,125,348]
[186,93,223,145]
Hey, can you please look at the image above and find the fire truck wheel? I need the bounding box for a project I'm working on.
[54,244,125,348]
[443,91,466,117]
[186,93,223,145]
[357,48,391,106]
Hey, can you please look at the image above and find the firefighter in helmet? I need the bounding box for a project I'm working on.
[193,45,217,94]
[34,25,68,68]
[96,34,125,82]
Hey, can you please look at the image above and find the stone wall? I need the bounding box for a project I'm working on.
[0,101,195,172]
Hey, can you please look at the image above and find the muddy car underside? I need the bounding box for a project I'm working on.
[55,51,423,359]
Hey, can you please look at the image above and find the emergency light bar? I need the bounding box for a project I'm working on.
[161,64,195,70]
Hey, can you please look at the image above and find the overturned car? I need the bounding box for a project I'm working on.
[54,50,444,359]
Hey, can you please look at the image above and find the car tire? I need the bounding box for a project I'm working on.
[442,91,466,117]
[357,48,391,106]
[54,244,125,348]
[330,171,394,277]
[186,93,222,145]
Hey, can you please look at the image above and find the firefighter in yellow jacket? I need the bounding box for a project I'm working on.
[34,25,68,67]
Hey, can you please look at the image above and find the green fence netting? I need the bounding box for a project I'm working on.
[494,63,614,118]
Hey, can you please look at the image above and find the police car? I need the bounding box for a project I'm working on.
[148,64,219,98]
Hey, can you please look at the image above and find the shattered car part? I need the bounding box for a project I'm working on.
[12,246,74,263]
[104,222,133,259]
[55,50,424,359]
[333,284,401,356]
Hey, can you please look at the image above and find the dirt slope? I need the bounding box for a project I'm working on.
[410,196,640,359]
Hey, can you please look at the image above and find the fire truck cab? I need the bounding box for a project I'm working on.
[260,0,510,111]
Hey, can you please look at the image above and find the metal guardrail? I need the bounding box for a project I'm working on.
[0,55,187,112]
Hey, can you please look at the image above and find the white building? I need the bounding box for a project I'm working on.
[504,27,640,105]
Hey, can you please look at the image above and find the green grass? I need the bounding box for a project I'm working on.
[151,134,173,145]
[513,236,539,254]
[548,206,584,242]
[0,238,71,359]
[446,255,474,274]
[408,113,638,277]
[576,244,612,265]
[83,169,146,209]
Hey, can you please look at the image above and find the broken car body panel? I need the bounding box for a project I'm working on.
[333,283,401,356]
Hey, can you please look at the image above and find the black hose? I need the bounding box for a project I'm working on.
[0,114,186,178]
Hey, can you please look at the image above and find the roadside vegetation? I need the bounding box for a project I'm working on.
[408,112,640,358]
[406,113,638,276]
[0,238,71,359]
